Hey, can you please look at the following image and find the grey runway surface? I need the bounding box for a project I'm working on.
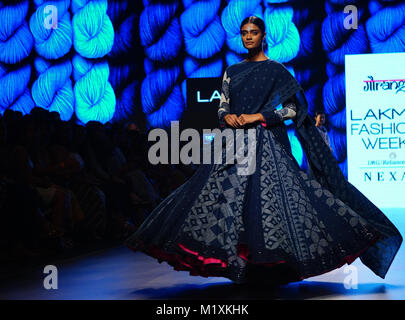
[1,208,404,300]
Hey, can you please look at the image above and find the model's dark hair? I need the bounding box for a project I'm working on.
[240,16,266,35]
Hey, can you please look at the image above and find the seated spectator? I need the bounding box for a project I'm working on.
[0,107,199,265]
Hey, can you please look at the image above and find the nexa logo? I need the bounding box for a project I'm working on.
[197,90,221,103]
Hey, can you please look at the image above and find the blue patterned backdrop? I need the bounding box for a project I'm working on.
[1,0,405,176]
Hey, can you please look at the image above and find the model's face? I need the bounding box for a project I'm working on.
[240,23,265,50]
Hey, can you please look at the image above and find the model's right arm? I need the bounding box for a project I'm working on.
[217,70,231,128]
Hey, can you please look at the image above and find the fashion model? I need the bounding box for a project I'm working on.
[126,16,402,285]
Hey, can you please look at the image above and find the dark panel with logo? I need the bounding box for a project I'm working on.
[181,77,222,134]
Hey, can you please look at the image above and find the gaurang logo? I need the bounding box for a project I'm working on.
[363,76,405,94]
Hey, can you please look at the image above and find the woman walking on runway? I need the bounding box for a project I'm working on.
[126,16,402,285]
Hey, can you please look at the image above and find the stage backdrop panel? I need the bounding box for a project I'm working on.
[345,52,405,208]
[182,77,222,134]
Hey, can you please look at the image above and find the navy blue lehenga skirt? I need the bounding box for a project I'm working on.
[126,124,401,284]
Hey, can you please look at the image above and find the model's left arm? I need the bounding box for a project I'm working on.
[259,95,297,126]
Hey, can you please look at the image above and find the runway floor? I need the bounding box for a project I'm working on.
[1,208,404,300]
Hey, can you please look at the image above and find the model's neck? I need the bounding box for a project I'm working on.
[246,48,267,61]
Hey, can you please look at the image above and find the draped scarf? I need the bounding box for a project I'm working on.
[228,59,306,128]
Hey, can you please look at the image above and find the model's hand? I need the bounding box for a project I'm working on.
[224,114,243,128]
[238,114,262,126]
